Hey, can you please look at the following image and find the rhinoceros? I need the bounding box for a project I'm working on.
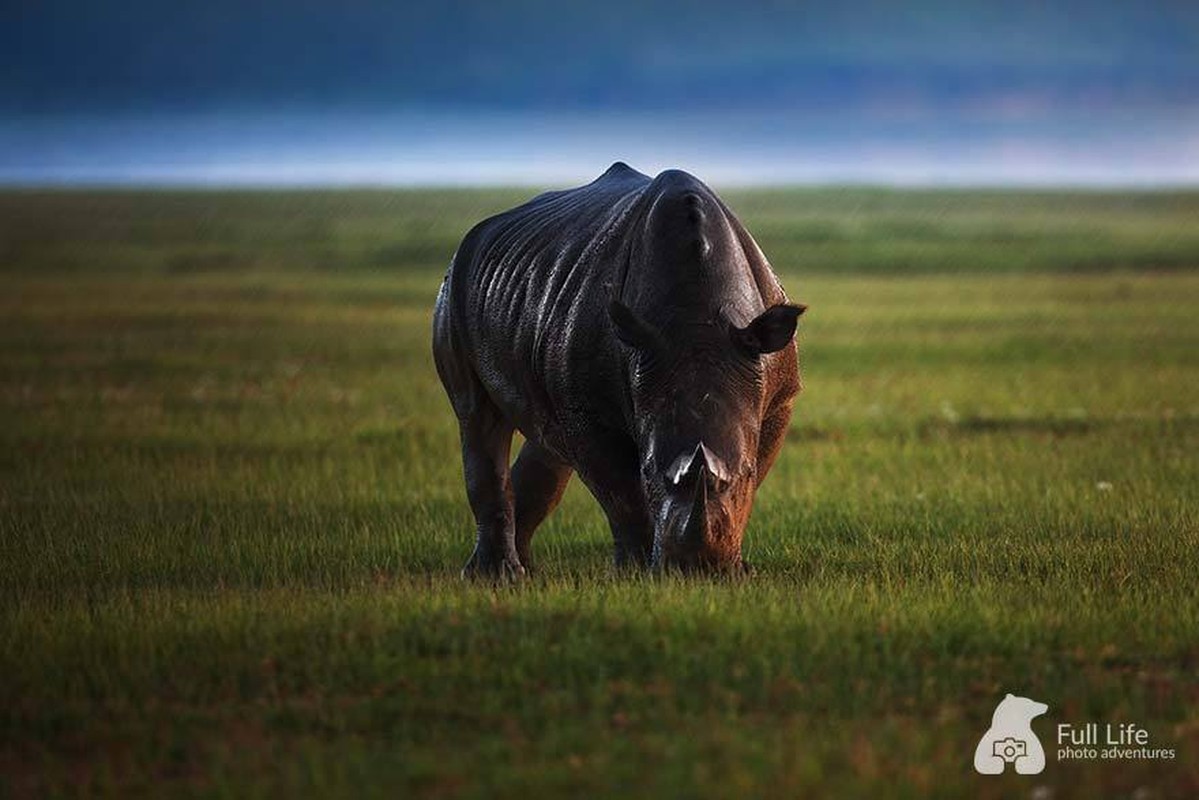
[433,163,804,575]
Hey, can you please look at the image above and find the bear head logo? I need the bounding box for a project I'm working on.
[973,693,1049,775]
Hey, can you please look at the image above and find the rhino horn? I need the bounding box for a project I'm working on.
[681,461,710,547]
[668,441,729,487]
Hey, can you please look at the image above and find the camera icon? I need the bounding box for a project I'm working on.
[992,737,1027,763]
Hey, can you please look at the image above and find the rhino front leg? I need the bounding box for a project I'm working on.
[457,401,523,580]
[607,503,654,569]
[574,448,653,569]
[511,440,573,571]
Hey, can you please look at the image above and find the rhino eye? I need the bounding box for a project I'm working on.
[707,471,732,493]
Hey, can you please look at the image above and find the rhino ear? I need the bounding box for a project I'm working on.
[609,300,659,351]
[732,303,806,355]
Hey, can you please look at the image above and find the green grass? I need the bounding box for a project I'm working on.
[1,188,1197,798]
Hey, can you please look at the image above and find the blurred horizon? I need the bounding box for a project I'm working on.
[3,1,1197,187]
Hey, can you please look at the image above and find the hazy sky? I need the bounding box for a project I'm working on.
[3,1,1197,185]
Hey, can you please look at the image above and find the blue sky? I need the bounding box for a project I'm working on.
[3,1,1197,185]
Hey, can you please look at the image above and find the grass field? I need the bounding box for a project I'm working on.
[1,187,1197,798]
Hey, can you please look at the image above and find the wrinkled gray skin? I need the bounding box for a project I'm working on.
[433,163,803,576]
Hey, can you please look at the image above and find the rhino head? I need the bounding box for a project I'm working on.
[609,299,804,572]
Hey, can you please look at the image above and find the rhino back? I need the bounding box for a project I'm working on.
[443,163,651,455]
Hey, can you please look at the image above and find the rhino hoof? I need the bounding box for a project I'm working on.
[461,553,527,582]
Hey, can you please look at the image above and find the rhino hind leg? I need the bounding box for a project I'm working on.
[434,289,524,580]
[449,379,524,580]
[510,440,573,570]
[458,413,524,579]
